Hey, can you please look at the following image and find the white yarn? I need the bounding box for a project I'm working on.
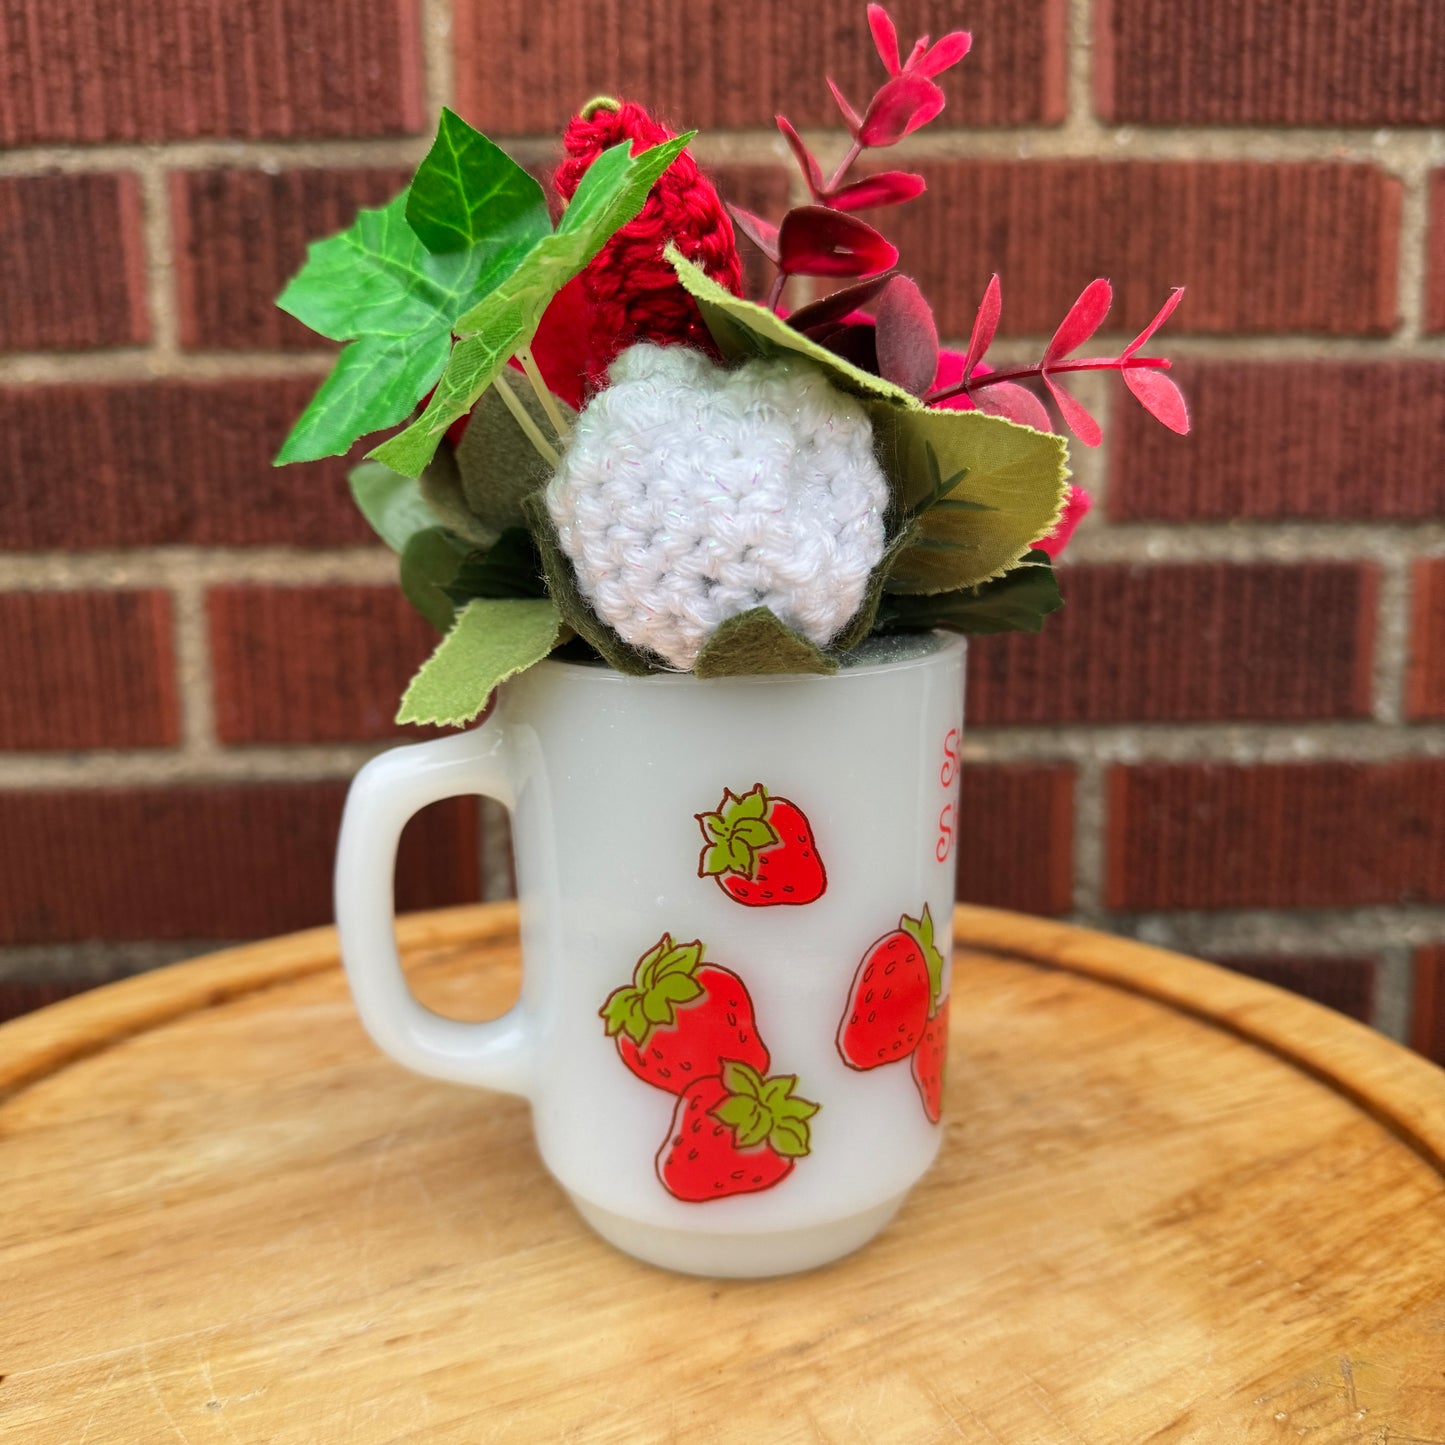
[544,343,889,670]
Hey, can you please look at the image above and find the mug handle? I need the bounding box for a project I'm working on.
[333,719,533,1098]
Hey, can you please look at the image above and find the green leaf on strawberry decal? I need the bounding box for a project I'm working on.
[900,904,947,1017]
[601,934,708,1046]
[695,786,781,879]
[710,1061,820,1158]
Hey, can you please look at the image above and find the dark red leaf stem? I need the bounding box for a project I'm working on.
[825,141,864,195]
[924,354,1172,406]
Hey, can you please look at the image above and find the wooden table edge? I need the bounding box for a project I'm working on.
[3,903,1442,1178]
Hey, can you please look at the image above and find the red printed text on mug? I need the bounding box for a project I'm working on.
[936,726,960,863]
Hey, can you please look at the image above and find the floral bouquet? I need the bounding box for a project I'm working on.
[274,4,1188,726]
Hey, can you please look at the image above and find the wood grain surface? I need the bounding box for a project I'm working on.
[2,904,1443,1444]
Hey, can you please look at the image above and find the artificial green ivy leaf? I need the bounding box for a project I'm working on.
[666,246,918,408]
[692,608,839,679]
[396,597,561,727]
[872,405,1069,594]
[400,526,471,632]
[446,527,547,602]
[274,190,532,464]
[372,135,694,478]
[521,492,657,675]
[405,107,550,256]
[348,460,441,553]
[873,550,1063,635]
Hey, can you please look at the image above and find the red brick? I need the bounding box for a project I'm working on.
[0,1,423,145]
[887,161,1400,338]
[1210,956,1377,1024]
[209,585,438,744]
[1408,560,1445,721]
[0,379,374,550]
[0,591,178,751]
[968,564,1376,726]
[1110,362,1445,522]
[453,0,1066,136]
[0,785,479,943]
[1095,0,1445,126]
[1106,762,1445,912]
[0,174,148,350]
[1428,174,1445,335]
[956,764,1074,916]
[171,168,413,351]
[1412,946,1445,1066]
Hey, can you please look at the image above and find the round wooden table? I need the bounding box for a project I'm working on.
[3,905,1443,1443]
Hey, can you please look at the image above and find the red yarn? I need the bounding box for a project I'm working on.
[553,99,743,390]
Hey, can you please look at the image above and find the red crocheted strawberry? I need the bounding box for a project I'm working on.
[911,996,950,1123]
[656,1061,820,1202]
[837,905,946,1070]
[550,97,743,392]
[695,784,827,907]
[600,934,768,1093]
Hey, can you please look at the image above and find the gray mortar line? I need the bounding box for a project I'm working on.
[1069,754,1106,917]
[1108,907,1445,957]
[1064,0,1105,143]
[1064,523,1445,566]
[478,798,515,902]
[420,0,456,112]
[1391,154,1431,343]
[1373,943,1415,1042]
[0,351,333,383]
[170,573,218,756]
[135,159,179,356]
[0,549,396,588]
[1372,555,1413,726]
[961,720,1445,764]
[0,743,386,788]
[0,939,224,982]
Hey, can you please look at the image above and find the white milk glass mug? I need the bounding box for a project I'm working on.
[335,632,966,1277]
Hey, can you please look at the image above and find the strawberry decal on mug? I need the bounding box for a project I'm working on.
[695,783,826,906]
[837,904,950,1121]
[600,934,769,1092]
[657,1061,820,1202]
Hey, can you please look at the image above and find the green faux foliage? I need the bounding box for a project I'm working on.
[396,597,562,726]
[372,134,694,478]
[405,108,550,256]
[873,550,1064,635]
[400,527,471,633]
[668,246,1069,598]
[452,382,576,535]
[445,527,548,603]
[348,460,441,554]
[692,608,839,679]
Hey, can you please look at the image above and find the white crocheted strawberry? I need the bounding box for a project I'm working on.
[544,343,889,670]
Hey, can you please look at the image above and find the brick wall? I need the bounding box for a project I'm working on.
[2,0,1443,1064]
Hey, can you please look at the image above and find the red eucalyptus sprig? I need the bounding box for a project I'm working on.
[927,277,1190,445]
[730,3,969,307]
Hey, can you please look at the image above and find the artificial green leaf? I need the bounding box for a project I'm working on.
[396,597,561,727]
[276,322,452,466]
[447,527,547,602]
[348,460,441,554]
[871,405,1068,594]
[405,107,550,256]
[831,521,920,654]
[666,246,918,408]
[372,135,694,477]
[400,527,471,632]
[873,550,1063,635]
[522,492,657,675]
[275,191,532,463]
[452,379,575,533]
[418,444,500,549]
[692,608,838,679]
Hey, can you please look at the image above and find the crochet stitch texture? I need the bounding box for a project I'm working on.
[546,344,889,670]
